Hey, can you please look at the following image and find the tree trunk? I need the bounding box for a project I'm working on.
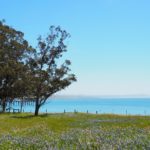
[2,98,6,113]
[20,99,23,113]
[34,99,40,116]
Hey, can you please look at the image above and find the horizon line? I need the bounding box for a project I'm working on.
[52,94,150,98]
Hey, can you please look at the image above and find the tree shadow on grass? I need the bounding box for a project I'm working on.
[5,112,67,119]
[9,113,49,119]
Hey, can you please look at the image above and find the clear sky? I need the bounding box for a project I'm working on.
[0,0,150,97]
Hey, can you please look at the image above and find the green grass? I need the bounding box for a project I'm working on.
[0,113,150,149]
[0,113,150,135]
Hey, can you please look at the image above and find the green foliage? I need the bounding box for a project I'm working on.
[0,21,76,114]
[0,20,33,112]
[28,26,76,115]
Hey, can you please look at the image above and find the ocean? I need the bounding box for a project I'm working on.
[13,97,150,115]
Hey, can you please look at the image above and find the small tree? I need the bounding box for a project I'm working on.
[29,26,76,116]
[0,20,33,112]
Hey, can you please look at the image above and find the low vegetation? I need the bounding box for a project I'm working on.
[0,113,150,149]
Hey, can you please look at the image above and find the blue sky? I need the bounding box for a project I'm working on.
[0,0,150,96]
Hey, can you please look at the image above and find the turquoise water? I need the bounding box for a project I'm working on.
[14,98,150,115]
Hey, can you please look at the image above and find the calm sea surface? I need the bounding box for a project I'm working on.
[14,98,150,115]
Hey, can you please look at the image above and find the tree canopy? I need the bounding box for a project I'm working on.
[0,21,76,115]
[0,20,33,112]
[29,26,76,115]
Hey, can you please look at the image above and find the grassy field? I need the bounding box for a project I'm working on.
[0,113,150,149]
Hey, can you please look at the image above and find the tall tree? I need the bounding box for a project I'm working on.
[29,26,76,116]
[0,20,33,112]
